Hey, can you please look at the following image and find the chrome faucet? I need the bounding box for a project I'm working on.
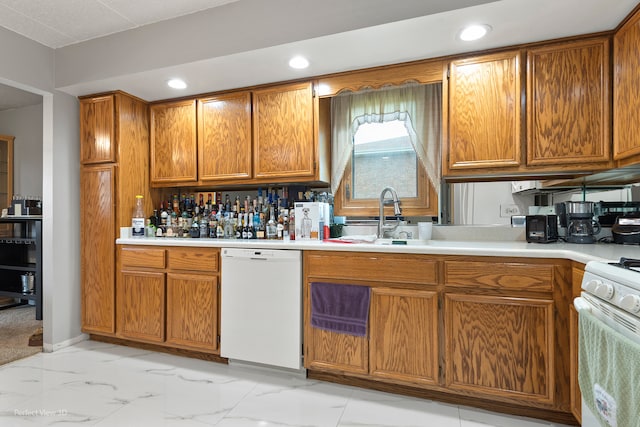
[378,186,402,238]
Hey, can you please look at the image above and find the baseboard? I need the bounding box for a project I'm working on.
[42,333,89,353]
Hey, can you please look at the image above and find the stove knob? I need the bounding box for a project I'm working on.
[594,282,614,300]
[620,294,640,314]
[583,279,600,293]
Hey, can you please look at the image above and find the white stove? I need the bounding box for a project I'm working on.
[576,257,640,426]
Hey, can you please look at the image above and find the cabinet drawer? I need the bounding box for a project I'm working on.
[167,247,219,272]
[121,247,166,269]
[305,252,437,285]
[444,261,553,292]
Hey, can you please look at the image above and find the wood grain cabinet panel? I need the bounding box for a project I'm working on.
[527,38,611,168]
[305,252,437,285]
[370,288,439,386]
[167,247,219,272]
[150,99,197,185]
[198,92,252,182]
[306,327,369,374]
[166,272,219,352]
[444,261,553,292]
[614,9,640,163]
[117,270,165,343]
[121,246,166,269]
[444,294,554,404]
[80,95,115,164]
[80,164,116,334]
[253,81,316,181]
[446,50,522,173]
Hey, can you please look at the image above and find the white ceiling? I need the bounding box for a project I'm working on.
[0,0,638,109]
[0,0,239,48]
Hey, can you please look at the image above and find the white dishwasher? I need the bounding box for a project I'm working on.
[220,247,302,370]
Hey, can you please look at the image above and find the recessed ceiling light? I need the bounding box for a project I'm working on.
[459,24,492,42]
[289,56,309,69]
[167,78,187,89]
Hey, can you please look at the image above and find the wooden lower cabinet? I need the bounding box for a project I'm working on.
[304,251,575,424]
[166,272,219,352]
[116,245,220,354]
[444,294,554,403]
[370,288,439,386]
[304,251,439,386]
[306,327,369,374]
[117,270,165,343]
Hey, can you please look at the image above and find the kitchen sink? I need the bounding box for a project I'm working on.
[374,238,426,246]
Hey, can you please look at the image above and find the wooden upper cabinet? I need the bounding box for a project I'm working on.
[614,9,640,163]
[150,99,197,186]
[80,95,115,164]
[253,81,316,181]
[446,50,522,174]
[198,92,252,183]
[527,38,611,168]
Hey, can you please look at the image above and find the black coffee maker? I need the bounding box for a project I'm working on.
[556,201,601,244]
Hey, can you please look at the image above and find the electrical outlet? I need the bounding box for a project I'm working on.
[500,204,520,217]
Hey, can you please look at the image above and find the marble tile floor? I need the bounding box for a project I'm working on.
[0,340,573,427]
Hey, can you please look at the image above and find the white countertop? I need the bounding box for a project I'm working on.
[116,237,640,264]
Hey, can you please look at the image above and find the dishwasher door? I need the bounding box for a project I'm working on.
[220,248,302,370]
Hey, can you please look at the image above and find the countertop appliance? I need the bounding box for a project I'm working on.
[525,214,557,243]
[611,213,640,244]
[220,248,302,370]
[564,201,601,244]
[574,258,640,426]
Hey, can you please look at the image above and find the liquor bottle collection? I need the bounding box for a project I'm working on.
[136,188,315,241]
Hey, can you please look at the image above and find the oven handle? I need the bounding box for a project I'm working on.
[574,296,592,313]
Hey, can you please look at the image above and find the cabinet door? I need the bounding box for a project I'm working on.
[253,81,316,181]
[444,294,554,405]
[305,326,369,374]
[117,270,165,343]
[527,38,610,167]
[446,51,522,173]
[198,93,252,183]
[150,100,197,186]
[370,288,439,386]
[166,272,219,353]
[80,165,116,334]
[614,10,640,162]
[80,95,115,164]
[304,281,368,374]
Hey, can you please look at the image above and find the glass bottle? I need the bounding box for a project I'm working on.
[289,206,295,241]
[131,195,145,237]
[190,216,200,238]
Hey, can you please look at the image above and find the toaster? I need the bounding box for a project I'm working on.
[612,214,640,244]
[525,215,558,243]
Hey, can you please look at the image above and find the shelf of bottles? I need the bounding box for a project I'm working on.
[148,186,333,242]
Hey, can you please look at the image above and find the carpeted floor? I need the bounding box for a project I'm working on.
[0,304,42,366]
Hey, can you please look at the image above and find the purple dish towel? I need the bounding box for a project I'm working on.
[311,282,370,337]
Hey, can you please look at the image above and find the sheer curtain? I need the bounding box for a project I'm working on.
[330,83,442,195]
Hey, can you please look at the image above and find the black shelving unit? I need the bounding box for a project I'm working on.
[0,217,42,320]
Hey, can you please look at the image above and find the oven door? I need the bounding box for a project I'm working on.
[574,295,640,427]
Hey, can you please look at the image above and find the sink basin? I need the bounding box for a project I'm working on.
[374,238,425,246]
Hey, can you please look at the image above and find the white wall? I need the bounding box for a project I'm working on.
[0,26,82,350]
[0,103,44,198]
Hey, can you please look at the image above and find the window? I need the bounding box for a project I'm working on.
[331,83,442,217]
[352,120,417,200]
